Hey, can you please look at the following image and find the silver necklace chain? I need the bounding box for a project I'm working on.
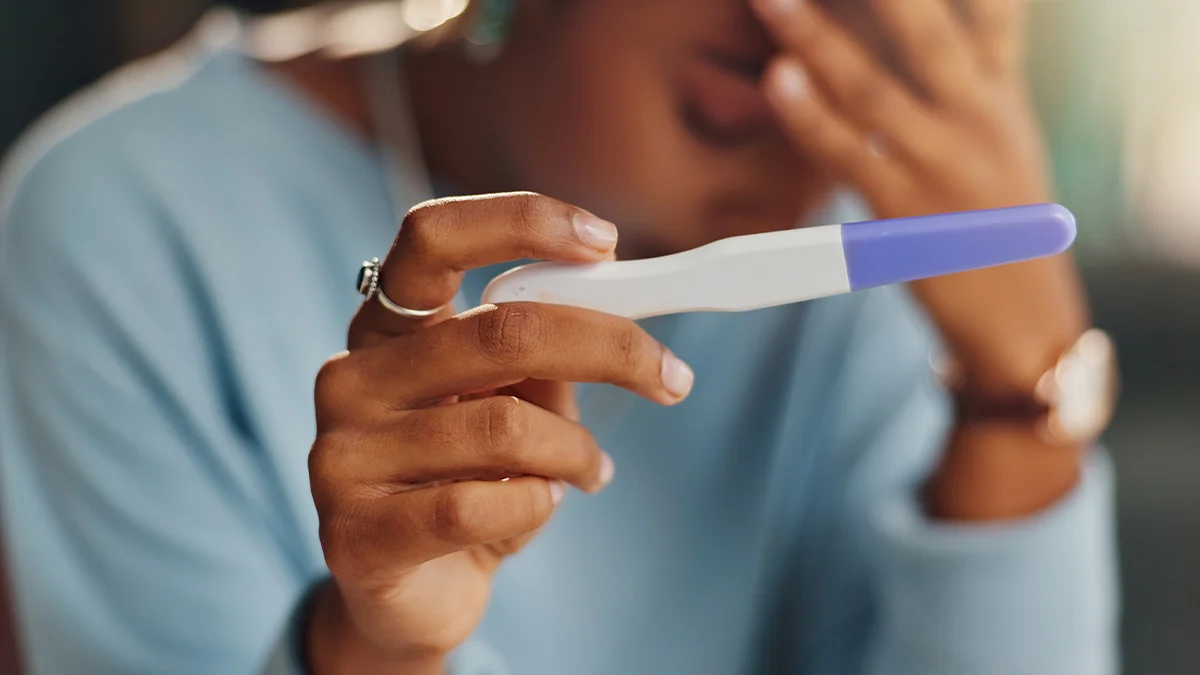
[361,48,436,230]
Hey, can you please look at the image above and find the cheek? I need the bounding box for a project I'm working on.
[497,4,828,251]
[503,25,717,245]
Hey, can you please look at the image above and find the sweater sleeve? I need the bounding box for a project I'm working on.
[259,583,513,675]
[808,287,1119,675]
[0,133,308,675]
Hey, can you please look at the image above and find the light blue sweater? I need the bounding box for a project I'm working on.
[0,15,1117,675]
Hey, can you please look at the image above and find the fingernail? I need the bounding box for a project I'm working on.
[573,212,619,253]
[598,452,615,487]
[661,351,695,400]
[549,479,565,506]
[771,59,809,101]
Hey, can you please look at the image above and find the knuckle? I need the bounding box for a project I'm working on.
[847,76,891,122]
[307,436,340,485]
[507,193,565,259]
[432,485,485,543]
[318,500,365,577]
[479,397,529,464]
[611,323,651,376]
[315,353,352,397]
[522,483,553,530]
[509,192,553,235]
[405,408,453,450]
[474,303,544,364]
[313,354,359,426]
[399,200,448,258]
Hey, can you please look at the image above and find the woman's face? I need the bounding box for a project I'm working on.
[490,0,836,255]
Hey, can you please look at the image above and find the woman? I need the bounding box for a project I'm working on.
[0,0,1116,673]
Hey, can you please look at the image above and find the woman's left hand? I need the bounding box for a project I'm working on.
[753,0,1090,394]
[752,0,1094,519]
[752,0,1049,218]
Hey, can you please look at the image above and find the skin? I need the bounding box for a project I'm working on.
[262,0,1093,672]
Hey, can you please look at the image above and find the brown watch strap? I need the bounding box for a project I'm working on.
[951,390,1051,425]
[940,328,1118,446]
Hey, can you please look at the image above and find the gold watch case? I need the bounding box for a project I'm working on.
[933,328,1120,446]
[1034,328,1120,445]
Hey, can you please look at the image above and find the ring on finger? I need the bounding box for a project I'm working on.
[357,258,449,319]
[866,131,890,159]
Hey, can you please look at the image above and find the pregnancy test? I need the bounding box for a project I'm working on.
[481,204,1076,319]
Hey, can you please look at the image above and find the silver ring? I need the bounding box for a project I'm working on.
[357,258,446,319]
[867,132,889,159]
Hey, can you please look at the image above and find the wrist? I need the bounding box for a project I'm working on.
[307,582,447,675]
[914,254,1091,397]
[927,325,1117,522]
[924,421,1082,521]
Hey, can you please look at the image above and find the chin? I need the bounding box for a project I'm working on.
[613,205,804,259]
[708,213,799,243]
[614,229,685,260]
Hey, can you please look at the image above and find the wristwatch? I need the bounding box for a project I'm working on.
[940,329,1120,446]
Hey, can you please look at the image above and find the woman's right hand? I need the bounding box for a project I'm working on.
[305,193,696,674]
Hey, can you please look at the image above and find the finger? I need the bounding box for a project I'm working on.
[350,192,619,346]
[752,0,944,163]
[962,0,1027,74]
[866,0,982,103]
[354,303,696,408]
[762,58,910,201]
[509,378,580,421]
[321,476,560,577]
[317,396,614,493]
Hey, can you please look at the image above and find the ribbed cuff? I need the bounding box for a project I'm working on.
[261,579,326,675]
[447,638,511,675]
[865,452,1119,675]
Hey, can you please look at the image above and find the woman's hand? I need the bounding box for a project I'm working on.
[753,0,1051,218]
[306,193,695,673]
[752,0,1092,519]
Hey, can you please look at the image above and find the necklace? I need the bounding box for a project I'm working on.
[360,46,475,314]
[360,48,436,235]
[357,45,642,429]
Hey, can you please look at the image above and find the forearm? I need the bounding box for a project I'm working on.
[911,255,1090,397]
[924,423,1082,520]
[811,283,1117,674]
[915,254,1093,521]
[868,453,1119,675]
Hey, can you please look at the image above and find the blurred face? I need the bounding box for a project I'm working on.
[486,0,832,255]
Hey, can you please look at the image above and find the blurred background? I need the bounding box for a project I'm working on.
[1,0,1197,673]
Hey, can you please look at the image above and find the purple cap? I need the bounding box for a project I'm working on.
[841,204,1076,290]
